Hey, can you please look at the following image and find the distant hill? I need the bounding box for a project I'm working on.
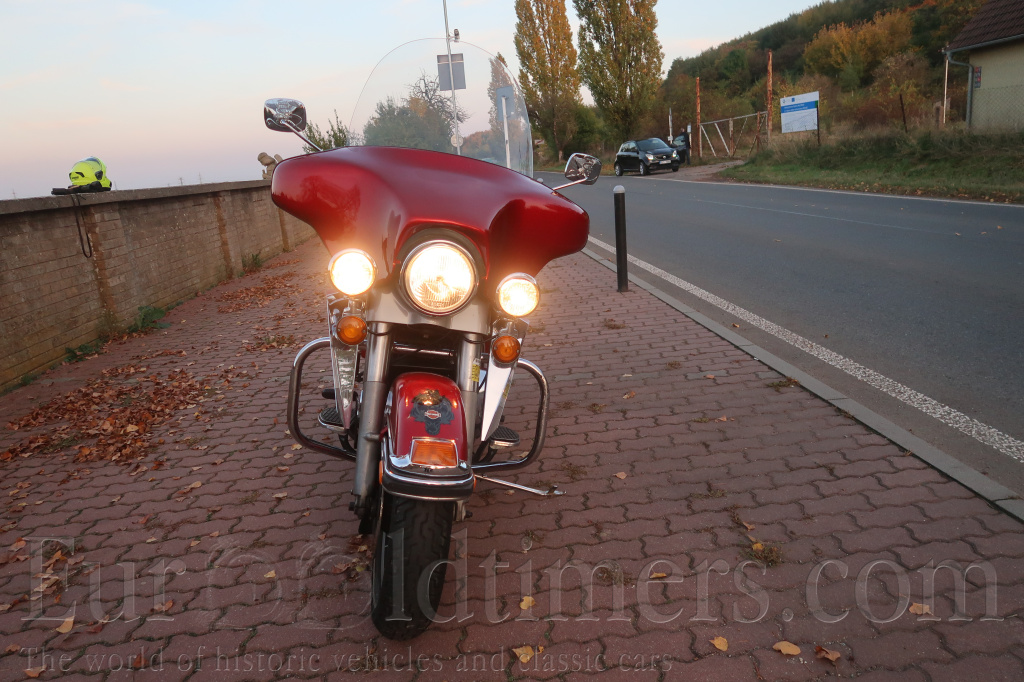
[652,0,984,132]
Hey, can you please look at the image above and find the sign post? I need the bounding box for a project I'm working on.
[780,91,820,137]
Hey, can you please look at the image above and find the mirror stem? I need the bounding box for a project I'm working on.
[280,119,322,152]
[550,178,588,192]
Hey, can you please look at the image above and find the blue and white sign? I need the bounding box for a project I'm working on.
[780,91,819,134]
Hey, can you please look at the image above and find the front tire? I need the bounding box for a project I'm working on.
[370,492,454,640]
[639,162,649,176]
[614,162,623,177]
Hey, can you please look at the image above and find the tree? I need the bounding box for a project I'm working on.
[362,74,466,153]
[514,0,581,161]
[303,109,349,154]
[574,0,663,141]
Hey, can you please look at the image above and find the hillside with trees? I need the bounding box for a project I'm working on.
[516,0,987,164]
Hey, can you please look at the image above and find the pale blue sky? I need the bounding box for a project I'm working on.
[1,0,820,198]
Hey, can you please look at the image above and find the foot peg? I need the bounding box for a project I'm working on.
[476,474,564,497]
[318,407,346,433]
[490,425,520,449]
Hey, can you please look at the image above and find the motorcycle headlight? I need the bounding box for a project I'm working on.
[496,274,539,317]
[329,249,376,296]
[403,242,477,314]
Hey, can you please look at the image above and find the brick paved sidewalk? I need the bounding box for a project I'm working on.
[1,238,1023,681]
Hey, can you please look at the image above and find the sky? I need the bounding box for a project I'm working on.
[0,0,821,199]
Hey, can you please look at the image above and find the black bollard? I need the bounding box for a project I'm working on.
[614,185,628,292]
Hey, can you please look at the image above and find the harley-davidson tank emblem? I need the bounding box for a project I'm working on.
[411,390,454,436]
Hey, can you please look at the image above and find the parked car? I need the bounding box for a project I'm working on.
[614,138,679,176]
[670,132,691,165]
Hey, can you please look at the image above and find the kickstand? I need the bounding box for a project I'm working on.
[475,474,565,497]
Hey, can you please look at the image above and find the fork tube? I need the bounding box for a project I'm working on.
[457,334,484,453]
[352,322,392,514]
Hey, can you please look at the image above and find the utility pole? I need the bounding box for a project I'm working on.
[766,50,773,145]
[442,0,462,155]
[696,77,702,161]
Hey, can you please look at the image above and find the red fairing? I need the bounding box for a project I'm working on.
[271,146,589,285]
[387,373,467,459]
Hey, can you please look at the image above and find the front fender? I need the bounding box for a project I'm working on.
[381,372,474,501]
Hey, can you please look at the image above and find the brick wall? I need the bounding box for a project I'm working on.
[0,180,315,392]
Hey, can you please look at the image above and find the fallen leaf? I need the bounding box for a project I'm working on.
[264,570,276,579]
[909,602,932,616]
[55,615,74,633]
[146,537,157,544]
[10,539,26,551]
[273,492,288,500]
[955,232,961,236]
[815,645,841,663]
[520,595,535,610]
[614,472,627,480]
[5,644,19,653]
[189,540,200,547]
[773,641,800,656]
[732,323,740,328]
[622,390,636,400]
[650,572,668,579]
[705,374,715,379]
[513,646,535,664]
[213,459,225,465]
[277,466,289,472]
[131,654,145,669]
[291,444,301,450]
[751,542,764,552]
[711,636,728,652]
[25,667,45,678]
[742,521,755,531]
[0,604,11,613]
[209,531,220,538]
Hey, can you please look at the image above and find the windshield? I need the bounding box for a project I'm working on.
[349,39,533,177]
[637,138,668,152]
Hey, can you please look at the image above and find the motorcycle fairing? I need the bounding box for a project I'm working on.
[381,372,474,501]
[270,146,590,289]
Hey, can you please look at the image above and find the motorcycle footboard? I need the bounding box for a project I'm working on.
[381,372,474,501]
[287,338,356,461]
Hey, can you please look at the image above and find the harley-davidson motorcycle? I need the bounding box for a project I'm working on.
[264,38,600,639]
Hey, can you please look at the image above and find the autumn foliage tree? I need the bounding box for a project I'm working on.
[574,0,663,141]
[803,11,913,91]
[514,0,581,161]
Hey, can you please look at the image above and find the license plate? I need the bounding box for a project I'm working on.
[659,160,670,164]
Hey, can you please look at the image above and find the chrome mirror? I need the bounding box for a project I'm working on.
[552,153,601,191]
[263,98,321,152]
[264,98,308,132]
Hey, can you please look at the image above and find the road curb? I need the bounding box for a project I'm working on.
[580,247,1024,523]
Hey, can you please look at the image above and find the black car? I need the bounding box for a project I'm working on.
[614,138,679,176]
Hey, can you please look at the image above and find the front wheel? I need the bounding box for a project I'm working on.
[613,162,623,177]
[370,492,454,640]
[639,162,649,176]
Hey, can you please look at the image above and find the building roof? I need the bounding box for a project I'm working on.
[947,0,1024,52]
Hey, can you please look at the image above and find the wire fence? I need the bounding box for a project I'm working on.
[971,85,1024,133]
[696,111,769,160]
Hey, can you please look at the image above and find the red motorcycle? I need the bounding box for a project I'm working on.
[264,38,600,639]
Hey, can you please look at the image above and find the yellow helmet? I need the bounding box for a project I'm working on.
[69,157,111,188]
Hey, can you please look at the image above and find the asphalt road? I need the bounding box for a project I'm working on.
[541,171,1024,496]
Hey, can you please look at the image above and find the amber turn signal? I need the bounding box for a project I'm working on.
[410,439,459,468]
[491,335,520,364]
[337,316,367,345]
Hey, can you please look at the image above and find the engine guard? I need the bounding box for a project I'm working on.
[381,372,475,501]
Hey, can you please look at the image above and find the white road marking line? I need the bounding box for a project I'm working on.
[642,175,1024,208]
[588,235,1024,462]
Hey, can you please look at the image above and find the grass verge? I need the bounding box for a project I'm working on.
[720,129,1024,203]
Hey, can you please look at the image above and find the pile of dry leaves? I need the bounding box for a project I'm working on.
[217,273,296,313]
[2,367,205,465]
